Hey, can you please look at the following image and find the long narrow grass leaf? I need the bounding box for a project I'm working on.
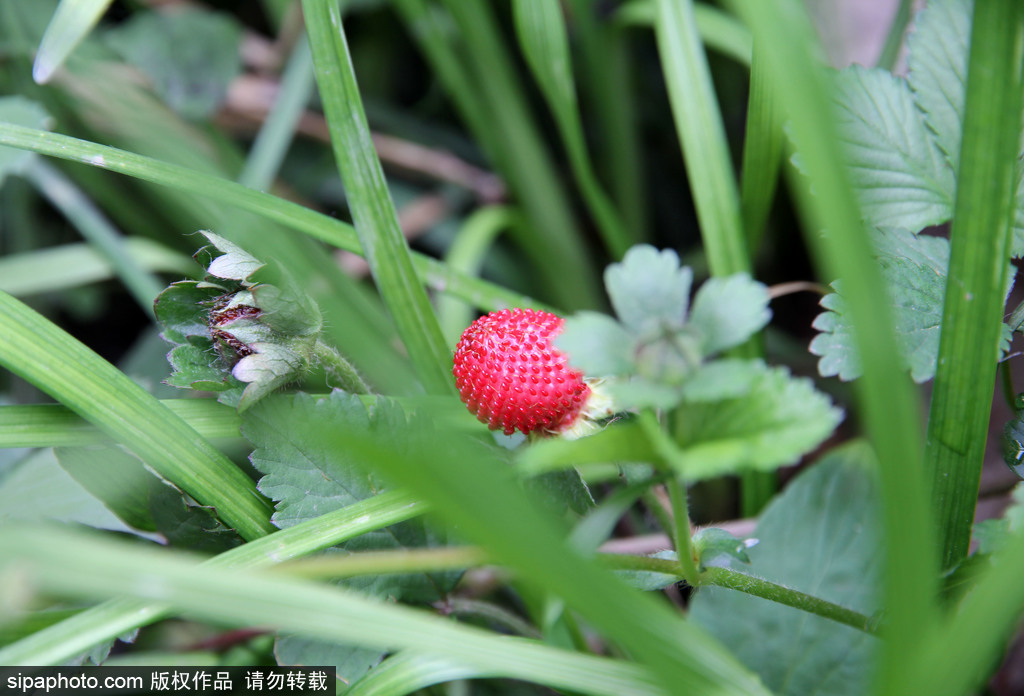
[740,45,784,253]
[923,0,1024,571]
[512,0,631,258]
[0,491,424,665]
[0,124,550,313]
[0,291,275,540]
[0,239,193,297]
[655,0,748,276]
[0,524,664,696]
[725,2,938,693]
[24,160,164,316]
[302,0,452,395]
[32,0,113,83]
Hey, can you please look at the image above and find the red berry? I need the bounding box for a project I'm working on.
[452,308,590,436]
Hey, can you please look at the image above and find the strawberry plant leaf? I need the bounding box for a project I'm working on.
[832,66,955,231]
[556,311,637,377]
[690,442,881,696]
[906,0,971,172]
[242,391,457,602]
[679,359,766,403]
[670,362,843,481]
[102,8,241,120]
[811,229,1013,382]
[693,528,754,569]
[149,492,243,554]
[55,445,159,533]
[275,634,382,686]
[604,245,693,337]
[688,274,771,356]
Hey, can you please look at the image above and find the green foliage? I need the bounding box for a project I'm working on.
[690,443,881,696]
[103,8,241,120]
[810,0,1021,385]
[0,96,49,185]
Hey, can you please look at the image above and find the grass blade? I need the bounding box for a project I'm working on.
[302,0,452,395]
[32,0,113,83]
[724,2,938,693]
[24,160,164,317]
[511,0,632,258]
[654,0,748,276]
[923,0,1024,571]
[0,490,424,665]
[0,124,550,314]
[0,239,193,297]
[0,291,275,541]
[0,524,665,696]
[740,45,784,253]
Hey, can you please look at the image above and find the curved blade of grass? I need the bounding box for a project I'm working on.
[437,206,521,346]
[0,124,551,314]
[0,238,194,297]
[724,1,938,693]
[655,0,748,277]
[32,0,113,83]
[511,0,631,258]
[0,291,275,541]
[344,650,488,696]
[569,0,647,238]
[324,421,771,695]
[237,36,315,190]
[24,159,164,317]
[875,0,914,72]
[302,0,452,395]
[616,1,752,66]
[924,0,1024,572]
[424,0,601,310]
[740,45,784,254]
[0,490,424,666]
[0,399,242,448]
[654,0,774,512]
[0,525,664,696]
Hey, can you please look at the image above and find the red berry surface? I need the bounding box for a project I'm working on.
[452,308,590,436]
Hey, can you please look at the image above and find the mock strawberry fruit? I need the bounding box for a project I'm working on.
[453,308,592,436]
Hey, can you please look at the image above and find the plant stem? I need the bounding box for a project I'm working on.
[700,567,877,636]
[637,411,699,585]
[440,598,543,640]
[313,340,371,395]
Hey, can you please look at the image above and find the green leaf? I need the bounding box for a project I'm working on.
[0,449,139,534]
[832,66,955,231]
[679,359,766,403]
[693,527,754,568]
[670,362,843,481]
[614,550,681,591]
[32,0,114,83]
[0,96,50,185]
[55,445,159,533]
[690,442,881,696]
[811,228,1012,383]
[302,0,453,395]
[149,493,243,555]
[906,0,971,171]
[556,311,636,377]
[688,274,771,356]
[103,8,241,120]
[201,231,265,281]
[275,635,380,687]
[243,392,456,602]
[604,245,693,337]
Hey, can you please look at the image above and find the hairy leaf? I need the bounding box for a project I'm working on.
[605,245,693,337]
[811,229,1012,382]
[556,311,637,377]
[690,442,881,696]
[242,392,456,602]
[671,362,843,481]
[688,274,771,356]
[906,0,971,171]
[103,8,241,120]
[832,66,954,231]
